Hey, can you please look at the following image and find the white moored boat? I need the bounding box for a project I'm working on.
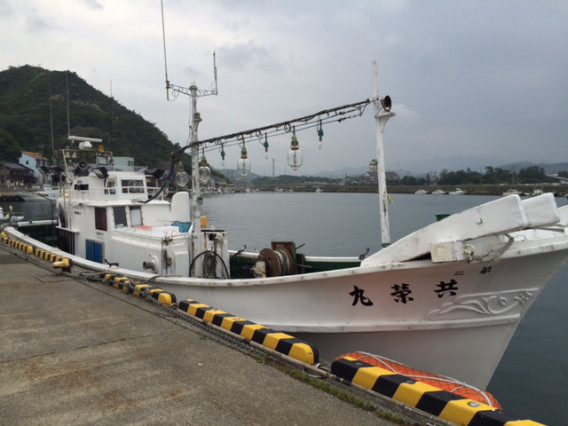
[4,64,568,390]
[449,187,466,195]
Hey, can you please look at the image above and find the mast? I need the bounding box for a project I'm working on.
[161,0,218,276]
[371,61,395,247]
[189,84,203,274]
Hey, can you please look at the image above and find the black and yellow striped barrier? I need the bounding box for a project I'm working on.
[8,238,33,254]
[1,233,72,271]
[178,299,319,365]
[331,355,543,426]
[103,274,177,306]
[34,248,72,271]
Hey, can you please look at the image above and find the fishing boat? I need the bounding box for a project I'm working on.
[3,64,568,391]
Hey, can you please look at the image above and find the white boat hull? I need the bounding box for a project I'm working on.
[154,245,567,389]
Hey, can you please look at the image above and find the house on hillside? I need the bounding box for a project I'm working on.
[19,151,49,184]
[0,162,34,188]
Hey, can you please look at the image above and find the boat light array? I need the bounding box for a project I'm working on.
[173,99,371,175]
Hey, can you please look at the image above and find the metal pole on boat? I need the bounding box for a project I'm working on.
[189,83,203,276]
[371,61,395,247]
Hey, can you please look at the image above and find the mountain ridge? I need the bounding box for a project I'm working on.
[0,65,177,169]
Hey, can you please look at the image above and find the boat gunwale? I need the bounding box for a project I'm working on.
[4,224,568,289]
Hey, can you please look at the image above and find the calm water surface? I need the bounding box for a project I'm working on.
[4,193,567,423]
[202,192,568,425]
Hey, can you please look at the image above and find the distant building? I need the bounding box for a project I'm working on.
[0,162,34,188]
[360,159,400,185]
[19,151,48,181]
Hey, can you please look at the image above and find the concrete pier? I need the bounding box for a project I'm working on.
[0,245,433,425]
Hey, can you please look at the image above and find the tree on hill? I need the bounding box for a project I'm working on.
[0,65,184,170]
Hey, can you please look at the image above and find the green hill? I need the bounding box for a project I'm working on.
[0,65,177,169]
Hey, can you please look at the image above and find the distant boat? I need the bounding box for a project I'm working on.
[431,189,448,195]
[414,189,428,194]
[449,188,466,195]
[0,206,24,224]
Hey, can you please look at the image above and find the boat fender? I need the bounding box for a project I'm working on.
[52,258,71,272]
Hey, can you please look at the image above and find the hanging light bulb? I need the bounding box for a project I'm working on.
[317,120,324,150]
[237,140,251,176]
[263,134,269,159]
[199,152,211,186]
[369,158,378,173]
[175,160,189,188]
[287,126,303,171]
[220,144,226,167]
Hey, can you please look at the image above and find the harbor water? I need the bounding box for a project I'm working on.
[3,192,567,424]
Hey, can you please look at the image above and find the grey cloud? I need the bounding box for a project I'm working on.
[217,41,282,73]
[83,0,103,10]
[24,8,53,34]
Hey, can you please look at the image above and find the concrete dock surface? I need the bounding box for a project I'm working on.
[0,245,434,425]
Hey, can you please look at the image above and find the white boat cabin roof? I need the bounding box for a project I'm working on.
[68,170,160,204]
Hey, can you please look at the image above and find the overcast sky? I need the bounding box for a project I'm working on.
[1,0,567,175]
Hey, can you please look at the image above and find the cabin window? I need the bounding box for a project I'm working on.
[105,178,116,195]
[121,179,144,194]
[130,206,142,226]
[95,207,107,231]
[113,206,127,227]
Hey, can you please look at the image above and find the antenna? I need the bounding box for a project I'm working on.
[211,51,218,95]
[160,1,218,100]
[160,0,170,100]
